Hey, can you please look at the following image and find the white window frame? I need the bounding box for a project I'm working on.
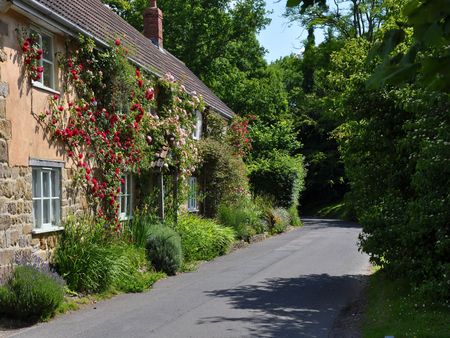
[192,111,203,140]
[32,166,61,232]
[188,177,199,212]
[119,174,133,221]
[31,28,56,91]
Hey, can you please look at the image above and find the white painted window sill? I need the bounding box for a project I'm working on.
[32,82,60,95]
[32,226,64,235]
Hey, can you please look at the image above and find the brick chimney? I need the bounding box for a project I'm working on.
[143,0,163,49]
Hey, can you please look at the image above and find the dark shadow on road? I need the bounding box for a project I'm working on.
[302,218,362,229]
[200,274,368,338]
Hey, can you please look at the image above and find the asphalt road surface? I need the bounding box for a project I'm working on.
[13,218,370,338]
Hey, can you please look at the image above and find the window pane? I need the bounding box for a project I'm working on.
[127,175,132,196]
[51,170,60,198]
[121,177,126,195]
[42,172,50,197]
[126,195,132,216]
[43,199,50,225]
[52,199,60,225]
[42,34,52,61]
[33,200,42,228]
[120,195,126,215]
[43,62,53,88]
[32,169,41,198]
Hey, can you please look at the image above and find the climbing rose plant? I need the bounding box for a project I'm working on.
[17,29,44,81]
[18,33,203,227]
[227,115,253,157]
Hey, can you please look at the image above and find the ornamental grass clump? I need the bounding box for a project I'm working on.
[175,214,235,262]
[55,217,163,293]
[145,225,183,276]
[0,266,65,321]
[109,245,165,293]
[54,217,114,293]
[124,212,160,248]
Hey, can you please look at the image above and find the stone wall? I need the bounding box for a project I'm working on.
[0,165,83,276]
[0,40,83,276]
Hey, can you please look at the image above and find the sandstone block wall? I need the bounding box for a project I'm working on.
[0,42,83,276]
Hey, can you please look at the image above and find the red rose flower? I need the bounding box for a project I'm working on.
[145,88,155,100]
[115,38,121,46]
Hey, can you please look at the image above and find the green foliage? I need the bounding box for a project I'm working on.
[55,217,160,293]
[363,270,450,338]
[198,139,249,217]
[174,214,235,262]
[368,0,450,92]
[217,199,265,241]
[337,86,450,303]
[145,225,182,275]
[124,212,160,248]
[272,36,348,212]
[109,245,164,293]
[248,153,306,209]
[248,118,301,160]
[54,217,114,293]
[288,205,302,227]
[268,208,291,235]
[0,266,64,321]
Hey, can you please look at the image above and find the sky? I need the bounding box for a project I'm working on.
[257,0,304,63]
[258,0,326,63]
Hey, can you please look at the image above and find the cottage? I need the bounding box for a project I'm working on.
[0,0,233,275]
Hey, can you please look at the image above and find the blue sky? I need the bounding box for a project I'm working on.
[258,0,325,63]
[258,0,304,63]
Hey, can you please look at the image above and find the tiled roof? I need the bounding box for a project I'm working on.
[23,0,234,117]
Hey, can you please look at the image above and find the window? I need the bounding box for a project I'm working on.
[119,174,133,220]
[192,111,202,140]
[32,30,55,89]
[32,167,61,230]
[188,177,198,212]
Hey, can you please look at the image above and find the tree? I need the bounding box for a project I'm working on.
[285,0,387,41]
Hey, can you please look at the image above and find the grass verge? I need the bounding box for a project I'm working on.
[363,270,450,338]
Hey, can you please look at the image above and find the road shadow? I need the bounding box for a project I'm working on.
[302,218,362,229]
[200,274,368,338]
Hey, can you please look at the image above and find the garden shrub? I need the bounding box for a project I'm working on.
[288,205,302,227]
[0,266,64,320]
[175,214,235,262]
[217,199,266,241]
[337,87,450,303]
[268,208,291,234]
[54,217,115,293]
[248,153,306,209]
[145,225,182,275]
[197,139,249,217]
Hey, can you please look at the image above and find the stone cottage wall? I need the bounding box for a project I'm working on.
[0,36,83,276]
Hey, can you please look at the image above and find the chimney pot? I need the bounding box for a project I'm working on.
[144,0,163,48]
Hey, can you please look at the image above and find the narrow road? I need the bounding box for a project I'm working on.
[14,218,370,338]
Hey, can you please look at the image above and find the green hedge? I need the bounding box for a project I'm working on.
[198,139,249,217]
[249,153,306,209]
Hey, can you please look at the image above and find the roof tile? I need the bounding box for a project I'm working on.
[31,0,234,117]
